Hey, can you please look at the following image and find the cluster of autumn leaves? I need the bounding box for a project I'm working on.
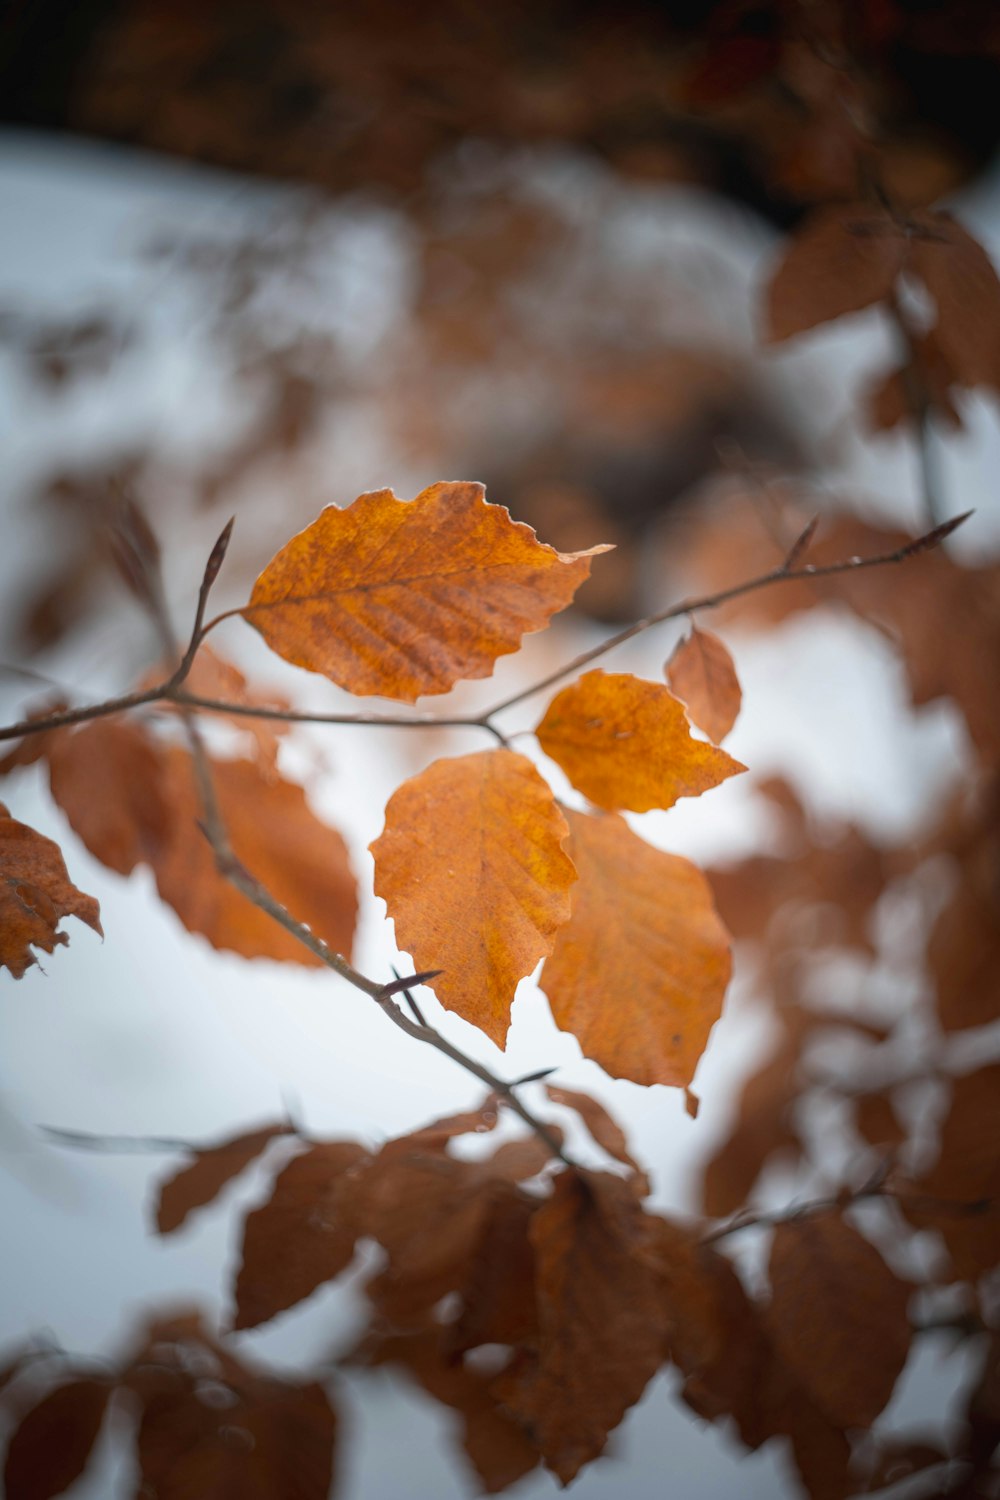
[1,480,748,1092]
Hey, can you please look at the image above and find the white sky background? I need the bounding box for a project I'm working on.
[0,130,998,1499]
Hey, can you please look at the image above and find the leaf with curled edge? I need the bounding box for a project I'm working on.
[666,625,742,744]
[233,1140,371,1330]
[0,804,102,979]
[3,1378,113,1500]
[536,671,744,813]
[768,1213,912,1429]
[371,750,576,1047]
[155,1123,293,1235]
[540,812,732,1088]
[241,482,610,702]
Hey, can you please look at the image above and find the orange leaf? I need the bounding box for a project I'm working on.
[155,1123,292,1235]
[242,481,610,702]
[495,1169,667,1484]
[233,1141,370,1329]
[143,646,290,774]
[540,812,732,1087]
[40,720,358,965]
[0,803,102,979]
[665,626,742,743]
[535,670,744,813]
[768,1214,912,1428]
[153,749,357,963]
[3,1379,112,1500]
[765,204,905,343]
[370,750,576,1046]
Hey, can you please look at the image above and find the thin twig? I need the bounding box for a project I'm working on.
[702,1184,999,1246]
[1,513,967,745]
[885,288,945,529]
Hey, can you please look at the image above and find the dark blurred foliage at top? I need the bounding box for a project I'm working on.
[3,0,1000,226]
[3,0,1000,651]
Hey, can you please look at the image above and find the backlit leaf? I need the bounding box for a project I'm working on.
[3,1378,112,1500]
[0,804,102,980]
[665,626,741,743]
[768,1214,911,1428]
[155,1123,292,1235]
[371,750,576,1046]
[540,812,732,1087]
[233,1141,370,1329]
[242,482,609,702]
[536,671,744,813]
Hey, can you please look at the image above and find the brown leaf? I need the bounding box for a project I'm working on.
[765,205,905,343]
[153,749,358,963]
[866,330,964,433]
[362,1118,546,1334]
[242,481,609,701]
[41,718,357,965]
[3,1378,112,1500]
[541,812,732,1088]
[929,863,1000,1033]
[136,1370,337,1500]
[0,803,102,979]
[665,626,742,743]
[370,750,576,1046]
[155,1123,292,1235]
[855,1092,907,1152]
[902,1064,1000,1281]
[768,1213,912,1427]
[536,670,745,813]
[144,646,290,774]
[233,1141,370,1329]
[662,1239,853,1500]
[353,1329,540,1494]
[909,213,1000,389]
[495,1169,667,1484]
[46,719,173,875]
[545,1083,646,1182]
[700,1027,803,1218]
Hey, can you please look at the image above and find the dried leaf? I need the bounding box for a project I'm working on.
[153,749,358,964]
[663,1240,853,1499]
[768,1214,912,1427]
[765,205,905,342]
[902,1064,1000,1281]
[353,1329,540,1494]
[3,1378,112,1500]
[701,1027,803,1218]
[242,482,609,701]
[495,1169,667,1484]
[0,803,102,979]
[155,1123,292,1235]
[665,626,742,743]
[136,1370,337,1500]
[909,213,1000,389]
[536,671,744,813]
[371,750,576,1046]
[147,646,290,774]
[41,718,357,965]
[541,812,732,1088]
[866,330,964,433]
[233,1141,370,1329]
[545,1084,645,1181]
